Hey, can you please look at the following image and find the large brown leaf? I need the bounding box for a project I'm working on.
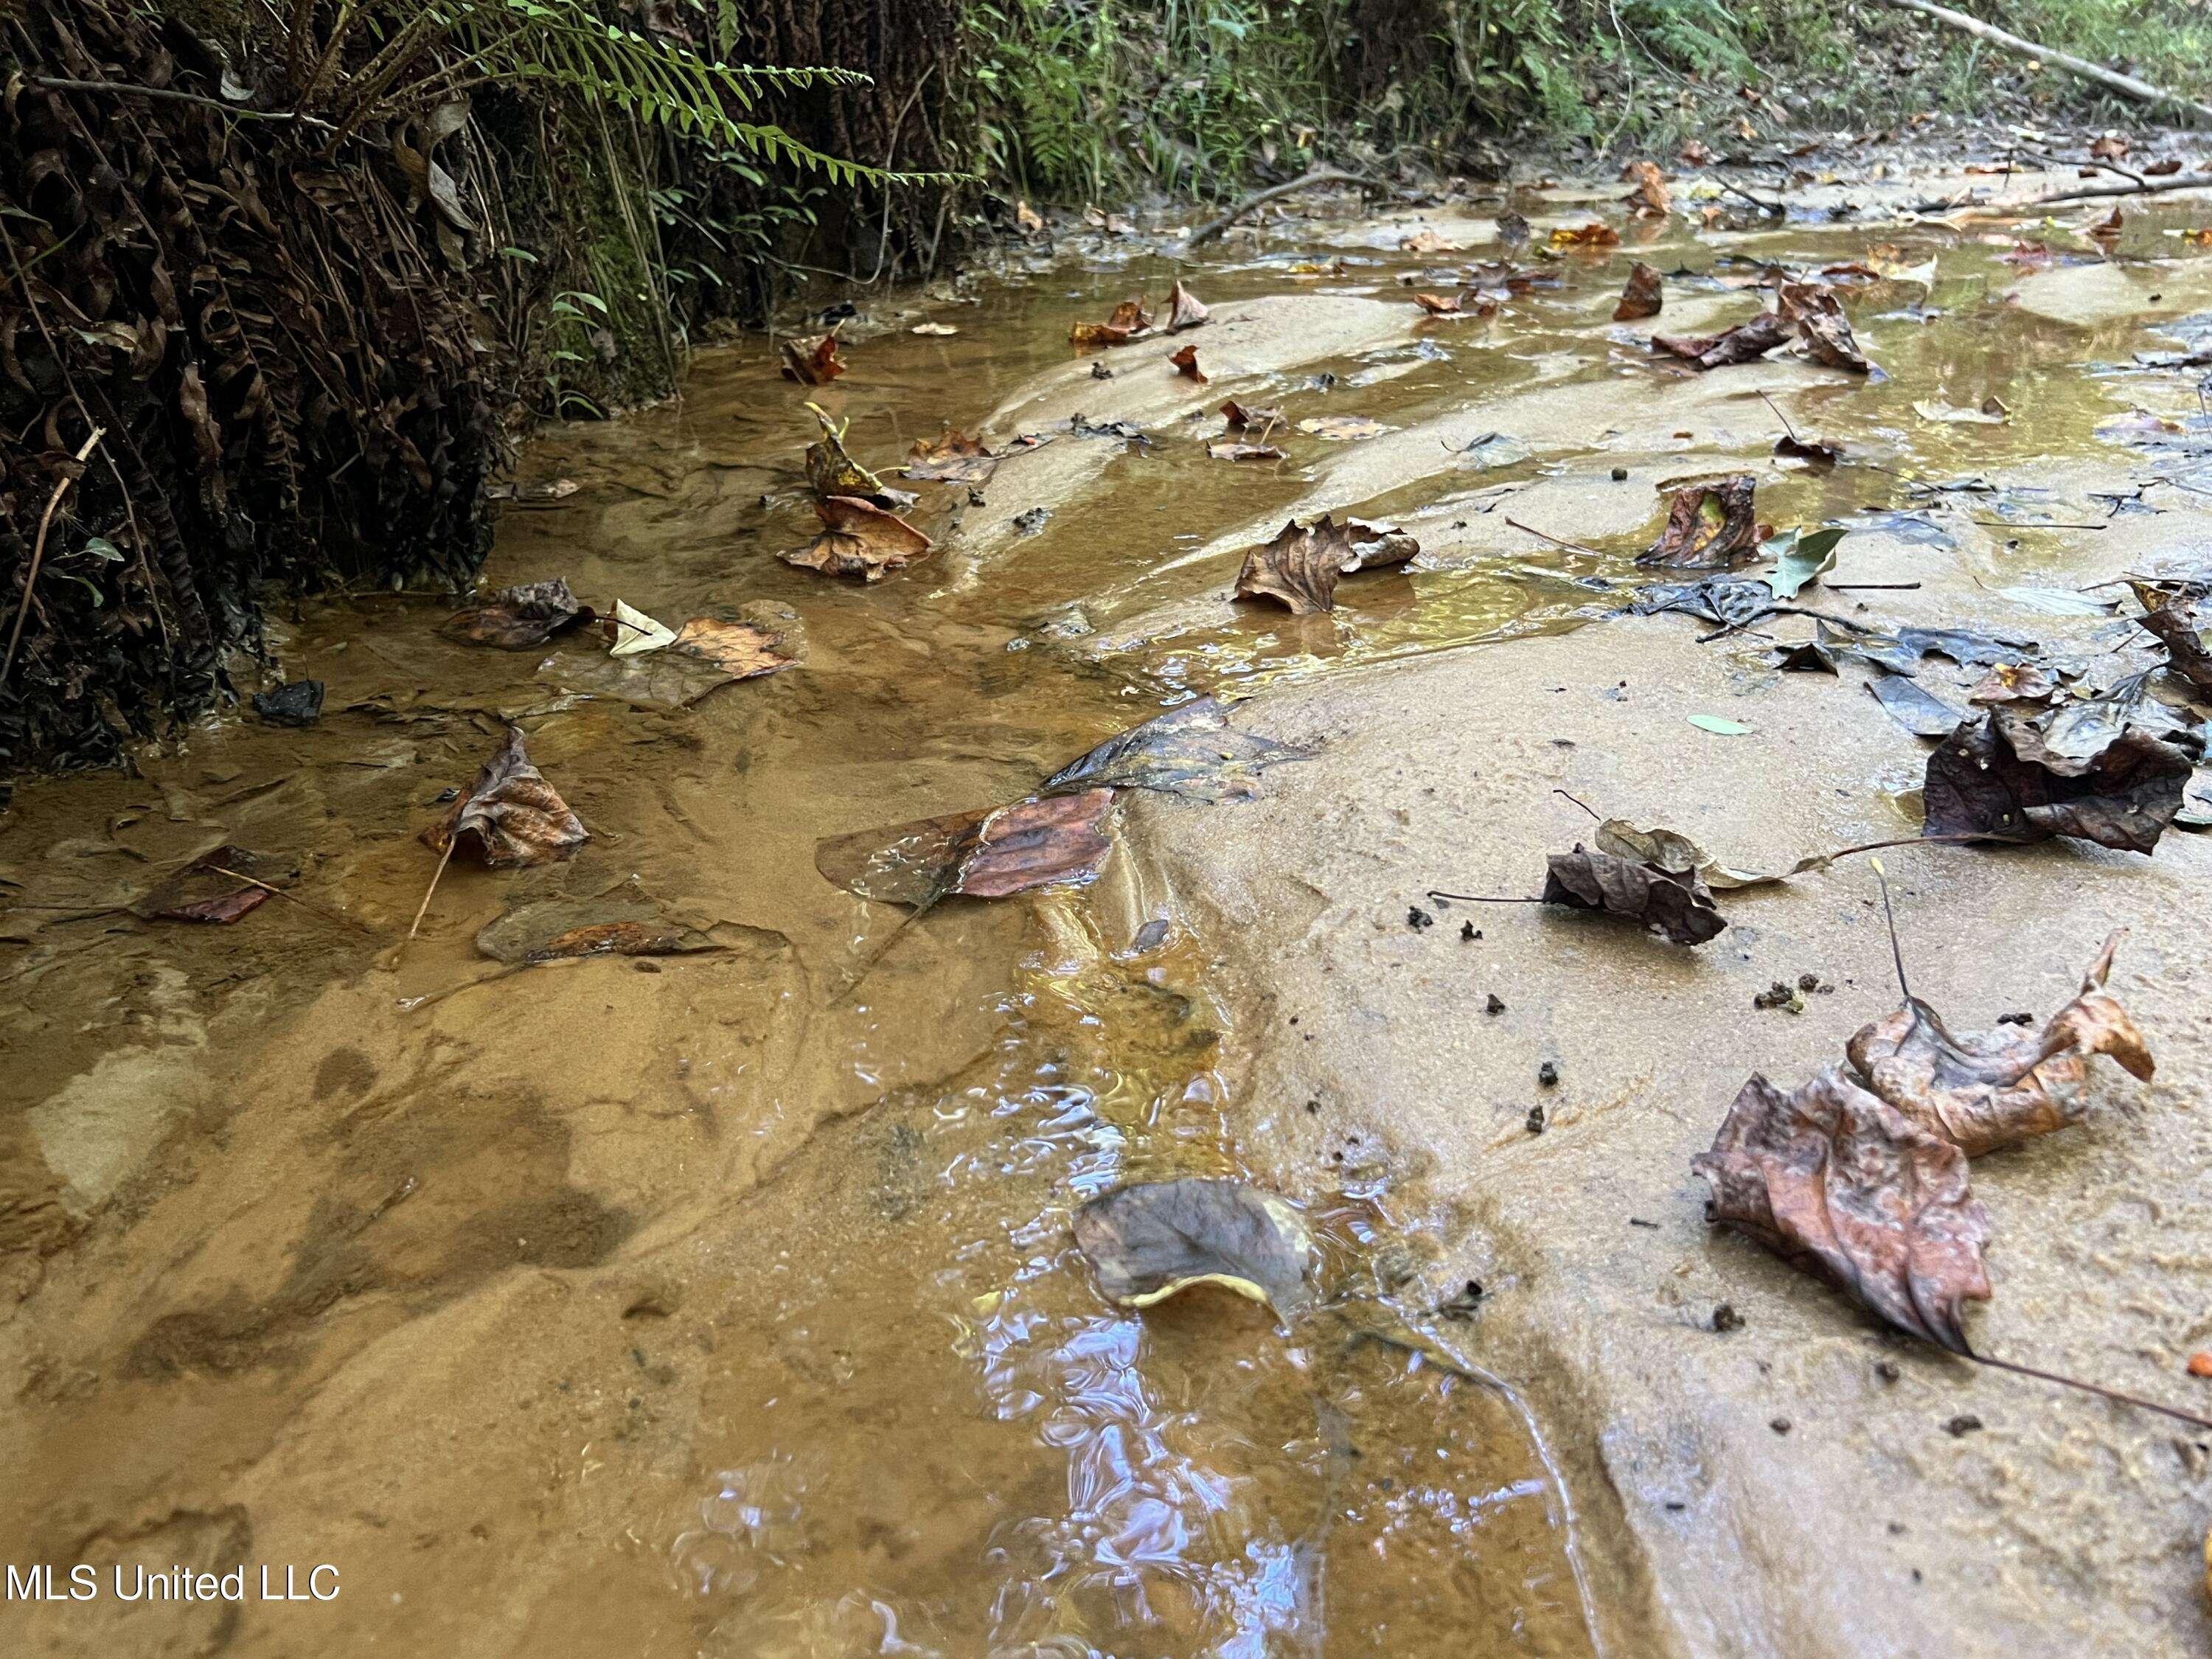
[1922,706,2195,854]
[904,430,996,486]
[1652,309,1792,370]
[1694,1068,1992,1354]
[422,726,589,869]
[1073,1179,1313,1315]
[815,790,1113,906]
[1638,475,1761,569]
[1165,279,1210,333]
[444,578,593,649]
[1614,261,1663,321]
[1231,515,1419,615]
[1846,931,2154,1155]
[783,495,933,582]
[1541,844,1727,945]
[1070,299,1152,349]
[1778,279,1873,374]
[2134,587,2212,693]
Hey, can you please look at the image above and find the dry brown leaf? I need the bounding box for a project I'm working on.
[1966,664,2059,706]
[1652,309,1792,371]
[1540,844,1726,945]
[1680,138,1715,166]
[1922,705,2196,854]
[422,726,588,869]
[904,429,997,486]
[1399,228,1462,254]
[1694,1067,1992,1353]
[1232,514,1417,614]
[1778,279,1873,374]
[1220,399,1284,432]
[783,495,933,582]
[1206,442,1286,462]
[1846,931,2153,1156]
[670,615,797,679]
[1016,198,1045,237]
[1638,475,1761,569]
[2090,133,2131,161]
[1413,291,1464,316]
[1614,261,1663,321]
[2133,587,2212,693]
[1168,343,1208,383]
[779,332,844,385]
[1070,299,1152,349]
[1166,280,1210,332]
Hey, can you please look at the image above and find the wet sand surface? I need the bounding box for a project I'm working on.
[5,156,2212,1655]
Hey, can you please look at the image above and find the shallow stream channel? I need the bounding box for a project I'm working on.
[6,159,2212,1656]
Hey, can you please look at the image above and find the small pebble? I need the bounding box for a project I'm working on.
[1943,1413,1983,1437]
[1875,1360,1900,1382]
[1091,361,1113,380]
[2188,1352,2212,1378]
[1610,465,1629,481]
[1460,920,1478,941]
[1770,1417,1791,1435]
[1525,1104,1545,1134]
[1997,1011,2034,1026]
[1712,1303,1744,1334]
[1537,1060,1559,1087]
[1486,993,1506,1015]
[1797,972,1820,992]
[1408,905,1434,930]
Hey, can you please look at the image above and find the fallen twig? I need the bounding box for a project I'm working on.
[1187,169,1375,247]
[1506,518,1609,557]
[1868,0,2212,126]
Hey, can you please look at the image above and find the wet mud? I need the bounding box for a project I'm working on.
[5,156,2212,1655]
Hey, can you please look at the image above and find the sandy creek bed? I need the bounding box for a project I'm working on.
[5,158,2212,1656]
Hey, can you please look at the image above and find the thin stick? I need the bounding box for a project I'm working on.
[1758,389,1798,443]
[1972,1352,2212,1432]
[1869,857,1910,1003]
[1969,519,2107,531]
[1868,0,2212,125]
[1826,582,1921,591]
[1506,518,1607,557]
[1,425,105,689]
[1425,890,1545,905]
[406,838,457,941]
[24,74,342,132]
[1187,168,1374,246]
[1552,788,1601,820]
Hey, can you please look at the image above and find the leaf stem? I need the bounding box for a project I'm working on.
[1972,1352,2212,1431]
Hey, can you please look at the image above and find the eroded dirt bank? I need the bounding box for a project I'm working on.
[6,145,2212,1655]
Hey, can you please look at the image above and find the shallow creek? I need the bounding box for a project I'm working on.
[4,181,2211,1656]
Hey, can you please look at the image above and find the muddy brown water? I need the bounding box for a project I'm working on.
[4,183,2211,1656]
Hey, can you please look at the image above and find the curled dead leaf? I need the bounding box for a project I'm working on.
[784,495,933,582]
[1073,1179,1313,1315]
[904,429,997,486]
[1847,931,2152,1156]
[1694,1068,1992,1354]
[1220,399,1284,432]
[1413,292,1464,316]
[1923,705,2197,854]
[1778,279,1873,375]
[1042,695,1311,801]
[2133,587,2212,694]
[1622,160,1672,218]
[778,332,844,385]
[1541,844,1727,945]
[1652,309,1792,371]
[1232,514,1418,615]
[1167,343,1208,383]
[804,405,886,501]
[1070,299,1152,349]
[422,726,588,869]
[1614,261,1663,321]
[1166,280,1210,333]
[1399,228,1461,254]
[1639,474,1762,570]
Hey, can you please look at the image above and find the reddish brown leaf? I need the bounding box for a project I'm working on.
[2089,206,2124,251]
[1550,222,1621,249]
[1846,931,2153,1156]
[1775,434,1843,467]
[1413,291,1464,316]
[779,333,845,385]
[132,845,293,924]
[1540,844,1726,945]
[2132,587,2212,693]
[1614,261,1663,321]
[1168,343,1208,383]
[1232,515,1418,615]
[813,790,1114,906]
[423,726,588,869]
[1922,706,2197,854]
[1679,139,1715,166]
[1694,1068,1992,1354]
[1220,399,1284,433]
[1638,474,1761,569]
[1166,280,1210,333]
[444,578,593,650]
[1070,299,1152,349]
[1966,664,2058,706]
[669,614,797,680]
[783,495,933,582]
[1652,308,1792,370]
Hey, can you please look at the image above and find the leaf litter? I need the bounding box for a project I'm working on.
[1233,515,1419,614]
[1074,1179,1313,1315]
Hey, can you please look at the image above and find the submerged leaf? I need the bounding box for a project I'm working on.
[1550,222,1621,249]
[1232,515,1418,615]
[1847,931,2152,1156]
[1913,396,2010,425]
[784,495,933,582]
[1070,299,1152,348]
[1867,673,1965,738]
[815,790,1114,906]
[133,846,293,924]
[1074,1179,1313,1315]
[1206,441,1286,462]
[1694,1068,1992,1354]
[904,430,997,486]
[445,578,594,650]
[1295,414,1390,441]
[1652,309,1791,370]
[1541,844,1727,945]
[476,891,723,965]
[423,726,588,869]
[1042,696,1312,801]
